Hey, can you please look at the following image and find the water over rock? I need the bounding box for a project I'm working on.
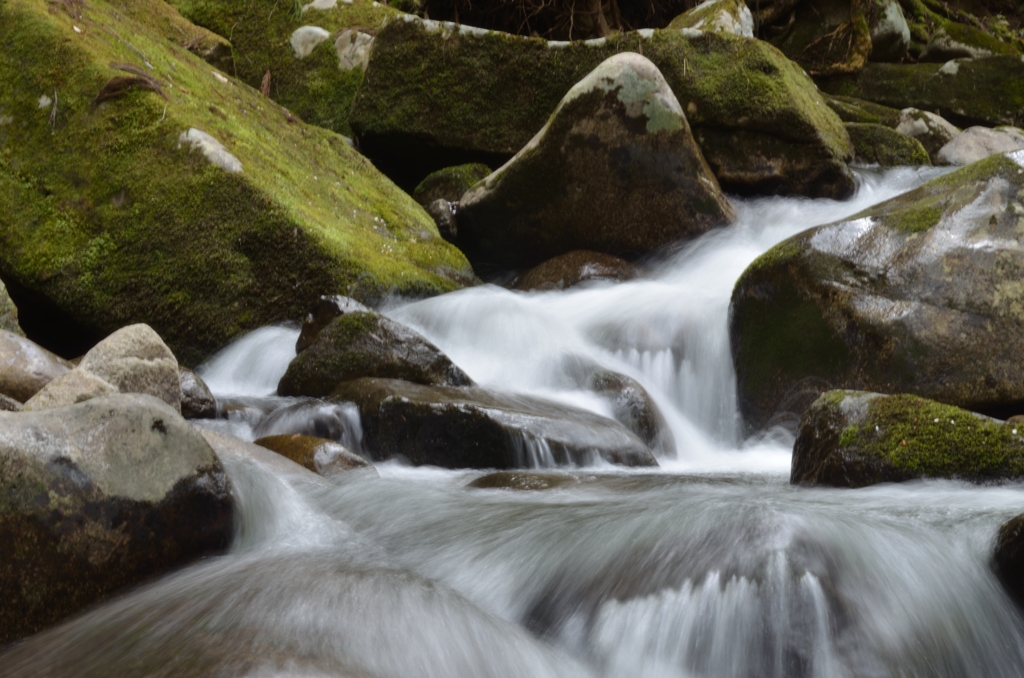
[179,367,217,420]
[0,330,72,403]
[330,377,658,469]
[895,108,960,161]
[791,390,1024,487]
[0,394,234,645]
[349,16,855,198]
[845,122,930,166]
[512,251,641,291]
[589,370,676,457]
[0,0,473,366]
[254,434,371,476]
[731,152,1024,430]
[279,310,472,397]
[295,295,371,354]
[937,126,1024,166]
[458,53,734,270]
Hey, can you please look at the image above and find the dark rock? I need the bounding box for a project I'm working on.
[791,390,1024,487]
[412,163,491,206]
[731,152,1024,431]
[0,278,22,336]
[349,17,855,199]
[251,400,364,449]
[180,367,217,419]
[1008,415,1024,425]
[295,295,371,354]
[819,57,1024,128]
[590,370,676,457]
[995,514,1024,605]
[0,393,21,412]
[0,329,73,403]
[0,394,234,645]
[425,199,458,243]
[330,377,658,469]
[823,94,902,127]
[279,311,472,397]
[512,250,640,291]
[458,53,735,270]
[845,122,930,166]
[467,471,579,490]
[766,0,873,76]
[253,434,371,476]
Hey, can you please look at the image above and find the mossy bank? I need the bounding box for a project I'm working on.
[0,0,473,364]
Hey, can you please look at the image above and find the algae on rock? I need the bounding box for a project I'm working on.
[0,0,474,365]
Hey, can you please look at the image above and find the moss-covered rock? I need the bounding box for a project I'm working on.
[824,93,902,126]
[253,433,371,476]
[731,151,1024,431]
[458,53,735,270]
[919,22,1021,62]
[667,0,754,36]
[818,56,1024,128]
[294,294,370,353]
[845,122,930,165]
[512,250,640,291]
[792,390,1024,486]
[0,278,23,336]
[412,163,492,206]
[0,394,234,644]
[330,377,658,468]
[167,0,398,136]
[277,310,472,397]
[0,0,474,366]
[894,107,960,160]
[349,15,855,198]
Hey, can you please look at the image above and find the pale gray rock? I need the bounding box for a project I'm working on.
[895,108,960,160]
[80,324,182,411]
[937,126,1024,166]
[869,0,911,62]
[290,25,331,58]
[178,128,243,173]
[335,30,373,70]
[0,278,23,336]
[667,0,754,37]
[0,329,72,402]
[0,393,21,411]
[180,366,217,419]
[21,369,118,412]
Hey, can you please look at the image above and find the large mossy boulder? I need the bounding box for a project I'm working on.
[731,151,1024,431]
[791,390,1024,487]
[277,310,472,397]
[0,0,474,366]
[818,57,1024,128]
[458,53,734,270]
[349,16,855,198]
[0,394,234,644]
[331,377,659,468]
[167,0,397,136]
[845,122,930,166]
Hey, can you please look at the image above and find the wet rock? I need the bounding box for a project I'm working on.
[425,199,458,243]
[791,390,1024,487]
[512,250,640,291]
[0,394,234,645]
[467,471,579,490]
[590,370,676,457]
[0,330,73,403]
[254,434,372,476]
[0,278,22,336]
[349,17,854,199]
[895,108,960,160]
[0,393,21,411]
[824,94,901,127]
[937,126,1024,166]
[180,367,217,419]
[200,428,324,480]
[458,53,734,270]
[279,311,472,397]
[331,377,658,469]
[412,163,492,206]
[818,57,1024,128]
[667,0,754,37]
[995,514,1024,605]
[295,295,371,353]
[731,152,1024,430]
[251,400,364,452]
[845,122,930,166]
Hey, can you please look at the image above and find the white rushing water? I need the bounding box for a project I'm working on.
[5,166,1024,678]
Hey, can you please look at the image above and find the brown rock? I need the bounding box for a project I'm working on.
[0,329,73,403]
[254,434,371,476]
[513,251,640,291]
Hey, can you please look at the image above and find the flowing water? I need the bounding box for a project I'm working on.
[4,167,1024,678]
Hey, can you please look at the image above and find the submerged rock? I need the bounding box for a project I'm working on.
[331,377,658,469]
[458,53,734,270]
[180,367,217,419]
[0,279,22,336]
[731,152,1024,430]
[995,514,1024,605]
[0,330,72,403]
[937,126,1024,166]
[895,108,960,160]
[295,295,371,353]
[254,434,371,476]
[845,122,930,166]
[791,390,1024,487]
[279,311,472,397]
[0,394,234,645]
[0,0,474,366]
[349,17,854,198]
[468,471,579,491]
[512,251,640,291]
[412,163,492,206]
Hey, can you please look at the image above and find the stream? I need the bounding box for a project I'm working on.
[3,167,1024,678]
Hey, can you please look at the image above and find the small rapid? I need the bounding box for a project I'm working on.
[6,166,1024,678]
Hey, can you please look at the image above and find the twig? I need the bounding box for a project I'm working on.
[49,88,58,132]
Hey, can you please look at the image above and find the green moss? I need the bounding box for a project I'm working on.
[412,163,492,205]
[842,393,1024,479]
[0,0,474,364]
[824,94,902,127]
[845,122,930,167]
[938,19,1021,57]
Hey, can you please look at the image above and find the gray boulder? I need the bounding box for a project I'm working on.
[792,390,1024,487]
[21,369,118,412]
[0,279,22,336]
[589,370,676,457]
[731,151,1024,430]
[937,126,1024,166]
[0,394,234,644]
[0,329,72,403]
[331,377,658,468]
[895,108,960,160]
[180,367,217,419]
[278,310,472,397]
[458,53,734,270]
[512,250,640,291]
